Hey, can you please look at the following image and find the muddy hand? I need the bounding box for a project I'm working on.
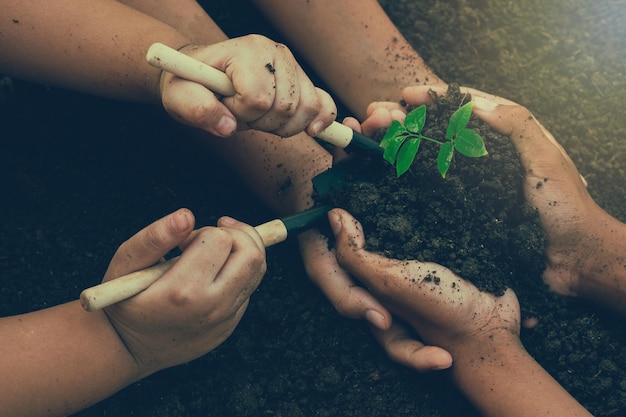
[328,208,521,369]
[159,35,337,138]
[399,85,626,313]
[103,210,266,375]
[297,229,391,329]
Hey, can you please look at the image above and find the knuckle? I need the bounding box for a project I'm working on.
[332,291,357,318]
[165,285,198,309]
[198,227,234,248]
[508,104,532,121]
[274,100,298,117]
[250,252,268,276]
[246,33,270,46]
[142,226,169,252]
[241,93,275,114]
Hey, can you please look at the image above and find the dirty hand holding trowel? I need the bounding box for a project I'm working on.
[150,38,337,139]
[147,42,383,154]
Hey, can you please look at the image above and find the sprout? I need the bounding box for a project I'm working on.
[379,102,488,178]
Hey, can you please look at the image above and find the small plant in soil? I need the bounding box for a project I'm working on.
[315,84,550,319]
[380,101,488,178]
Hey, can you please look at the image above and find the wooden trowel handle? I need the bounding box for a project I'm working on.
[147,42,236,97]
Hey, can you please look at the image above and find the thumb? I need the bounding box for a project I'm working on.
[328,208,406,297]
[103,208,195,281]
[472,100,582,186]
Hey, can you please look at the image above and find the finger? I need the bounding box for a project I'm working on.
[402,85,518,108]
[365,101,406,117]
[104,208,195,281]
[472,102,586,190]
[305,87,338,138]
[332,145,351,165]
[371,322,453,372]
[247,69,334,138]
[243,59,306,135]
[218,39,289,124]
[209,224,266,310]
[298,229,392,330]
[342,116,362,133]
[163,226,235,288]
[328,207,414,298]
[360,107,398,137]
[134,224,260,321]
[217,216,266,252]
[400,85,443,106]
[224,43,318,136]
[161,77,237,137]
[328,208,464,313]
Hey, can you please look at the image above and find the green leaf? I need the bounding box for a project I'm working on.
[395,137,421,177]
[404,105,427,134]
[379,120,407,164]
[379,120,405,149]
[446,101,473,139]
[454,129,488,157]
[437,141,454,178]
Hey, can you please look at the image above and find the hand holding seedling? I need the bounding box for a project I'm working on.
[467,88,626,316]
[369,84,626,316]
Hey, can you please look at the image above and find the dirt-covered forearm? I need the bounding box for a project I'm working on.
[202,130,332,215]
[449,330,592,417]
[575,216,626,315]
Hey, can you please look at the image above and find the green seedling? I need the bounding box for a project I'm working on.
[379,101,488,178]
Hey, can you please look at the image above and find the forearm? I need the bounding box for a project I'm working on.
[252,0,444,118]
[576,216,626,314]
[450,330,592,417]
[1,0,190,102]
[203,130,332,215]
[0,301,140,417]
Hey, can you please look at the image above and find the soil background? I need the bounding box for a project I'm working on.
[1,1,626,416]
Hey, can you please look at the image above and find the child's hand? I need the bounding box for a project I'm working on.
[159,35,337,138]
[102,209,266,376]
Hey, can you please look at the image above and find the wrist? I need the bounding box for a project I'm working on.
[448,326,522,367]
[447,327,591,417]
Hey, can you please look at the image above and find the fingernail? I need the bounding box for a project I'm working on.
[216,115,237,136]
[219,216,238,226]
[365,309,387,330]
[472,96,497,112]
[433,361,453,371]
[171,209,190,232]
[327,210,342,234]
[310,120,325,137]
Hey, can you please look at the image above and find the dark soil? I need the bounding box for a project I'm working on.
[2,0,626,416]
[317,84,553,320]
